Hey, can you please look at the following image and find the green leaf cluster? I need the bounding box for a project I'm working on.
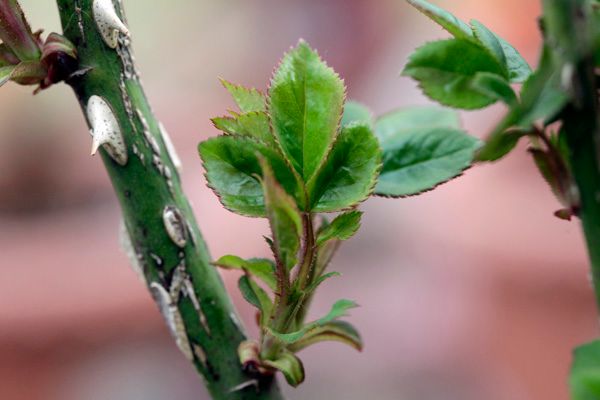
[200,38,484,386]
[405,0,578,219]
[200,40,382,218]
[200,40,377,386]
[347,104,481,197]
[404,0,531,110]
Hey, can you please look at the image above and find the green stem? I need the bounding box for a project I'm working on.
[543,0,600,308]
[54,1,284,398]
[296,212,316,289]
[262,213,317,360]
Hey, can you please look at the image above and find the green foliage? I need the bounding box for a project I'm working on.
[213,255,277,291]
[470,72,517,106]
[406,0,473,39]
[373,107,480,197]
[570,340,600,400]
[341,101,373,128]
[308,123,382,212]
[200,38,481,387]
[476,46,569,162]
[239,275,273,325]
[269,40,345,181]
[220,78,266,113]
[288,320,362,353]
[269,299,358,343]
[316,211,362,246]
[263,349,305,387]
[405,0,578,222]
[403,39,508,109]
[198,135,301,217]
[212,112,274,146]
[406,0,531,83]
[259,157,303,271]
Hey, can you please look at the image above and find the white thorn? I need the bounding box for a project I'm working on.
[162,205,188,248]
[86,95,128,166]
[159,122,183,173]
[90,132,101,155]
[93,0,130,49]
[150,282,194,361]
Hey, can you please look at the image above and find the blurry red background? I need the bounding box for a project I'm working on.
[0,1,595,399]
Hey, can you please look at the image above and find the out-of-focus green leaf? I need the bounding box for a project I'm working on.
[470,20,531,83]
[308,123,382,212]
[220,79,266,113]
[288,321,362,353]
[407,0,531,83]
[403,39,508,109]
[570,340,600,400]
[316,211,362,246]
[497,36,533,83]
[475,124,526,162]
[376,106,461,143]
[213,255,277,291]
[470,71,517,106]
[374,125,481,197]
[476,46,568,162]
[259,157,303,270]
[470,20,507,69]
[406,0,473,39]
[199,136,302,217]
[342,101,373,128]
[263,349,305,387]
[269,40,345,181]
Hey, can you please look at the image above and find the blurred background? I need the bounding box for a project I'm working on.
[0,0,596,399]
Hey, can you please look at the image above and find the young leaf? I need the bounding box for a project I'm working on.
[288,321,362,353]
[496,36,532,83]
[470,19,507,69]
[263,349,305,387]
[342,101,374,128]
[570,340,600,400]
[269,299,358,344]
[407,0,531,83]
[375,125,481,197]
[475,124,526,162]
[470,72,517,106]
[220,79,266,113]
[304,271,341,294]
[403,39,508,109]
[199,136,301,217]
[470,20,532,83]
[238,275,273,326]
[211,111,275,146]
[316,211,362,246]
[309,123,382,212]
[269,40,345,181]
[406,0,473,39]
[259,157,303,270]
[376,106,461,142]
[213,255,277,291]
